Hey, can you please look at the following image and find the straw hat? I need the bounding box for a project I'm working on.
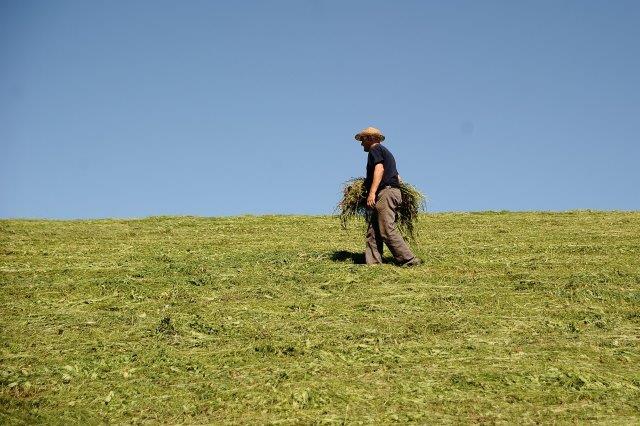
[355,126,385,142]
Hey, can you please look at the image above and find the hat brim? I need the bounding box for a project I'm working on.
[355,133,385,142]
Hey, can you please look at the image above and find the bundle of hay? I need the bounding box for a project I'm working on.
[337,177,426,242]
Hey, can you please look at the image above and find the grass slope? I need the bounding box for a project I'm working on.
[1,212,639,424]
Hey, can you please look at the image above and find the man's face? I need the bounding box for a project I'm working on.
[360,136,379,152]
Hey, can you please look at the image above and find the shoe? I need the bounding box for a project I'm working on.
[402,257,422,267]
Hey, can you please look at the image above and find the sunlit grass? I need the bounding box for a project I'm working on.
[1,212,639,423]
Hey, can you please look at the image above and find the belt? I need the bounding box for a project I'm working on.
[377,185,399,193]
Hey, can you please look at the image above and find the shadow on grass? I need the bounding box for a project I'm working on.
[330,250,366,264]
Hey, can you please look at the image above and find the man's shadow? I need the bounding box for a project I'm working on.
[330,250,401,265]
[330,250,366,264]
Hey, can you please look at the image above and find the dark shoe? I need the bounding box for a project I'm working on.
[402,257,422,267]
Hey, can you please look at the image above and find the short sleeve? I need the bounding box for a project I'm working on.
[369,146,384,165]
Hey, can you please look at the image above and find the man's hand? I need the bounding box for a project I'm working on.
[367,192,376,208]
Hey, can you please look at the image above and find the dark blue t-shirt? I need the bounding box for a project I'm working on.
[364,144,400,193]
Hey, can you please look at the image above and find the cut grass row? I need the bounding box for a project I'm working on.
[1,211,639,423]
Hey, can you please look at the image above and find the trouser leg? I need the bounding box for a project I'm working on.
[365,214,384,265]
[376,188,416,263]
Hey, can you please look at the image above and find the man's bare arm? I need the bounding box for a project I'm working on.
[367,164,384,207]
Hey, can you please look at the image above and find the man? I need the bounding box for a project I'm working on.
[355,126,421,266]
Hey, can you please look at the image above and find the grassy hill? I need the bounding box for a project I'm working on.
[1,212,639,424]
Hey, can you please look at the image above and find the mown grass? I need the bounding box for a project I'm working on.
[1,212,639,424]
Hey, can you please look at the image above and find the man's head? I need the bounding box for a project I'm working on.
[359,134,382,152]
[355,127,385,152]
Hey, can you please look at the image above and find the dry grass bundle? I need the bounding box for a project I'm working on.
[338,177,426,241]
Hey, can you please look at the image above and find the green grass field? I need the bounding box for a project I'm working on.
[1,212,639,424]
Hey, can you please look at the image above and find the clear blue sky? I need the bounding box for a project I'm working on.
[2,0,639,218]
